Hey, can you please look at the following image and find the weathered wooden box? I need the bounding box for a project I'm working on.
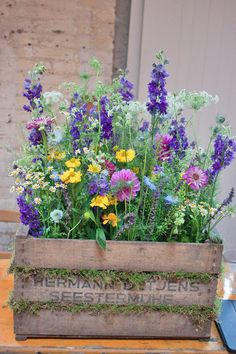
[12,233,222,340]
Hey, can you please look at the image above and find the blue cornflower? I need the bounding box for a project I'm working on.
[144,176,157,191]
[164,195,178,205]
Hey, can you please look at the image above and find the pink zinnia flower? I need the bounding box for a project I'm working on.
[182,166,208,190]
[26,117,54,130]
[155,133,172,161]
[110,169,140,201]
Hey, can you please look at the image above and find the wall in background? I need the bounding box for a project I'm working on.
[128,0,236,250]
[0,0,116,210]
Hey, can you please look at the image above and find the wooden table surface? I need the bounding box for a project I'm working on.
[0,254,232,354]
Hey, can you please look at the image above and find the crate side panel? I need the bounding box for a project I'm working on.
[14,238,223,273]
[14,311,212,338]
[14,275,218,306]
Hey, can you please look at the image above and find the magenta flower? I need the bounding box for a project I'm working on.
[155,133,173,161]
[111,169,140,201]
[26,117,54,130]
[182,166,208,190]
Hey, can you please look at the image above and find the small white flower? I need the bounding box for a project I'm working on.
[43,91,63,105]
[10,186,15,193]
[50,209,63,223]
[49,186,56,193]
[34,197,42,205]
[16,186,24,194]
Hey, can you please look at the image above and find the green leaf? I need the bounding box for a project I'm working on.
[96,228,106,250]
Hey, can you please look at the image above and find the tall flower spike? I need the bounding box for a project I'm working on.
[146,51,169,116]
[100,96,113,140]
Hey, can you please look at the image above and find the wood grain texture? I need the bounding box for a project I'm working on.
[14,237,223,273]
[14,275,218,306]
[0,258,228,352]
[0,210,19,223]
[14,310,212,339]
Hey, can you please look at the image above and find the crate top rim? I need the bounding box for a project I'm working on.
[16,235,223,248]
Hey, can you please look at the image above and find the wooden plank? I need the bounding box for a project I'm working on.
[0,258,227,353]
[14,275,218,306]
[14,238,223,273]
[0,210,19,223]
[14,310,212,339]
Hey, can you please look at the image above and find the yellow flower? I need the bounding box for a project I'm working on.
[60,168,82,184]
[87,164,101,173]
[90,195,110,209]
[65,157,81,168]
[108,195,118,206]
[116,149,135,163]
[47,151,66,161]
[131,167,139,174]
[102,213,119,227]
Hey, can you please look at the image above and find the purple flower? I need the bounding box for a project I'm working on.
[100,96,113,140]
[23,78,43,113]
[182,166,208,190]
[88,175,110,196]
[209,135,236,177]
[28,128,43,146]
[140,121,150,132]
[17,195,42,237]
[69,103,86,151]
[169,118,189,159]
[146,63,169,115]
[119,76,134,102]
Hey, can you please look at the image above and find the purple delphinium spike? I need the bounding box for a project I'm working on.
[169,118,189,159]
[209,135,236,178]
[17,195,42,237]
[118,76,134,102]
[146,62,169,116]
[23,78,43,113]
[100,96,113,140]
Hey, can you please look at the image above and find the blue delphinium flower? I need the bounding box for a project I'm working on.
[169,118,189,159]
[50,209,63,223]
[146,61,169,116]
[144,176,157,191]
[210,134,236,178]
[119,76,134,102]
[17,195,42,236]
[100,96,113,140]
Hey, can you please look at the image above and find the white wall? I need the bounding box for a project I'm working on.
[128,0,236,250]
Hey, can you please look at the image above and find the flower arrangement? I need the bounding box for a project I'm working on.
[10,51,236,248]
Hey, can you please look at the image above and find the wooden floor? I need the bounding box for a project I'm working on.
[0,256,230,354]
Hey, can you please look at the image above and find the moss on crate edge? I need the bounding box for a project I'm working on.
[9,263,216,289]
[9,297,217,324]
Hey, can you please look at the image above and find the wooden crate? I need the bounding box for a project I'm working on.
[12,233,223,340]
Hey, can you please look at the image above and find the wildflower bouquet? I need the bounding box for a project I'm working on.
[11,51,236,249]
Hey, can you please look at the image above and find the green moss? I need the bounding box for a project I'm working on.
[9,297,217,324]
[9,264,215,289]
